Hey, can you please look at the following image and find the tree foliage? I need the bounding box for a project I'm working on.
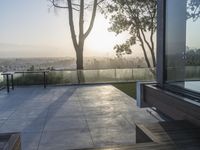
[102,0,157,69]
[186,49,200,66]
[102,0,200,70]
[187,0,200,21]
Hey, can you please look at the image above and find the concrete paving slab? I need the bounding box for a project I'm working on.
[21,132,42,150]
[90,128,135,147]
[86,115,133,130]
[122,109,160,124]
[0,85,163,150]
[0,110,15,120]
[8,109,48,120]
[0,119,6,128]
[0,118,46,133]
[38,130,93,150]
[44,116,87,132]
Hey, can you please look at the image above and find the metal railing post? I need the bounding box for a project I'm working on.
[132,68,134,80]
[115,69,117,81]
[6,75,9,93]
[11,74,14,90]
[43,72,46,88]
[77,70,80,84]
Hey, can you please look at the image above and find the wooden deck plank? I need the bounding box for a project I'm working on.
[136,120,200,144]
[0,133,21,150]
[78,142,178,150]
[76,121,200,150]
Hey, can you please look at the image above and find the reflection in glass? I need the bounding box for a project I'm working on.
[165,0,200,93]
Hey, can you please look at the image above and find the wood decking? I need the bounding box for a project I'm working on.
[81,120,200,150]
[0,133,21,150]
[136,120,200,149]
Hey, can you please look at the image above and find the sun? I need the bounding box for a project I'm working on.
[85,15,124,57]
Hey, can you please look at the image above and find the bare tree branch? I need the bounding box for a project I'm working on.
[79,0,84,47]
[84,0,98,39]
[48,0,100,69]
[67,0,79,51]
[49,0,80,11]
[137,30,151,68]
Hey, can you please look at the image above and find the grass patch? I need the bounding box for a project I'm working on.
[112,82,136,98]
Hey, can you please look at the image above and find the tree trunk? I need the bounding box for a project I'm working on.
[137,31,151,68]
[76,0,85,83]
[76,47,83,70]
[52,0,99,71]
[67,0,79,52]
[76,46,85,83]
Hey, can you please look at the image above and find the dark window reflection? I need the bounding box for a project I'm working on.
[165,0,200,93]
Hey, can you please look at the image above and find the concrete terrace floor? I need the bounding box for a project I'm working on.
[0,85,165,150]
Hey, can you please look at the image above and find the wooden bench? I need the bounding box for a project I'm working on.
[0,133,21,150]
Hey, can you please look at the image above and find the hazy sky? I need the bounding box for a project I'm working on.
[0,0,136,58]
[1,0,198,58]
[186,19,200,49]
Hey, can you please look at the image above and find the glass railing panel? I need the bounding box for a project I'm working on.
[47,70,78,85]
[131,68,155,81]
[0,68,155,87]
[98,69,116,83]
[0,73,4,88]
[82,70,99,83]
[14,72,44,85]
[185,66,200,81]
[116,69,133,81]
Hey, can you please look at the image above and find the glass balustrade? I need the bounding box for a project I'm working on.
[0,68,155,86]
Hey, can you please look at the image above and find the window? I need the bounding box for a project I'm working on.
[165,0,200,96]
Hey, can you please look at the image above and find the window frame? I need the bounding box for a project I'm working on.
[157,0,200,100]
